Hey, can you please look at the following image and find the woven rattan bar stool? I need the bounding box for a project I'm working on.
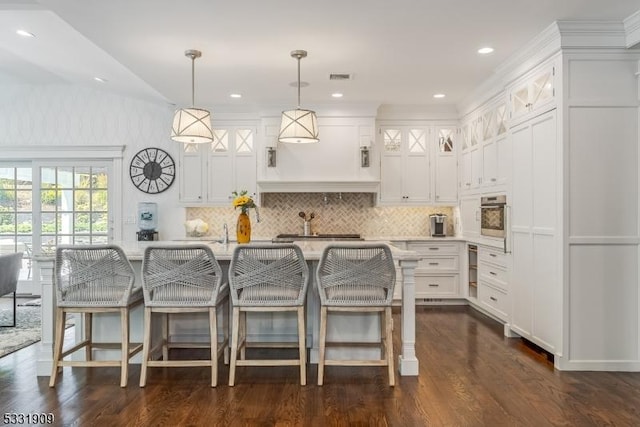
[228,244,309,386]
[316,244,396,386]
[139,244,229,387]
[49,245,143,388]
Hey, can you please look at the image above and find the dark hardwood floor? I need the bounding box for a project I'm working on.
[1,304,640,426]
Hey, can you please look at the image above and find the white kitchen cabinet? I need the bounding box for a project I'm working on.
[476,245,510,322]
[481,103,510,188]
[178,144,206,203]
[379,127,430,204]
[459,195,480,238]
[509,109,559,353]
[509,62,556,126]
[407,241,462,299]
[434,127,458,203]
[178,125,257,205]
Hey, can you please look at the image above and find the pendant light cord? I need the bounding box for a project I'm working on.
[296,56,301,109]
[191,55,195,107]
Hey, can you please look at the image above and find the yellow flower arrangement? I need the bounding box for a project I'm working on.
[232,190,260,221]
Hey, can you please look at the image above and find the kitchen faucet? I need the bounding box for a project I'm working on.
[223,223,228,244]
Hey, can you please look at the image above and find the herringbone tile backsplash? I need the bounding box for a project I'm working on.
[186,193,454,239]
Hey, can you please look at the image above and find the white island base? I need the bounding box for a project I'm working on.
[35,241,421,378]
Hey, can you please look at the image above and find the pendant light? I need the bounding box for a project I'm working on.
[278,50,319,144]
[171,49,213,144]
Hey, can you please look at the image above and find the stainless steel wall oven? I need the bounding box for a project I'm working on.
[480,195,507,238]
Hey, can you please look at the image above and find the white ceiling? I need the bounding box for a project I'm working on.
[1,0,639,112]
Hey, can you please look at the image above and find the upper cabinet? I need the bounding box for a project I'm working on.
[178,124,257,205]
[459,94,510,195]
[378,123,457,205]
[509,61,556,126]
[379,126,431,204]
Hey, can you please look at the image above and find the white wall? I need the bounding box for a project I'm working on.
[0,84,187,241]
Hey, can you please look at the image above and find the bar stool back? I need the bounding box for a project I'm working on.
[49,245,142,387]
[316,243,396,386]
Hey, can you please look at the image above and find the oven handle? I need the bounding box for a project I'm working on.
[503,205,511,254]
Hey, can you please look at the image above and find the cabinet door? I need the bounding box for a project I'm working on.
[208,129,233,204]
[495,134,510,186]
[460,196,480,238]
[404,128,430,202]
[178,143,205,203]
[434,128,457,203]
[470,146,482,188]
[380,128,404,203]
[482,138,498,186]
[460,150,472,192]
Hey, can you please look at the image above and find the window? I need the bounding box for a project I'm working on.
[40,165,110,248]
[0,166,33,280]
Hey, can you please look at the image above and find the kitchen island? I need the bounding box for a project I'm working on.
[34,240,421,377]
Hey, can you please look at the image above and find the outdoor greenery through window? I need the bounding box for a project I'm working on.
[40,166,109,248]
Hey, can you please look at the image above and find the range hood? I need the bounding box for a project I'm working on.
[257,180,380,194]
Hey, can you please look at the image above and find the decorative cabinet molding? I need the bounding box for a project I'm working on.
[178,125,257,205]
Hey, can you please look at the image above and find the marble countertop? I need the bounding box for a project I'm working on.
[34,240,422,262]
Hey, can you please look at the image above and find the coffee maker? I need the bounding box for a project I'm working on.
[430,213,447,237]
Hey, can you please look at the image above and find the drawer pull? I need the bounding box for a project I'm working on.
[428,284,439,287]
[428,247,440,251]
[489,271,497,276]
[489,253,497,258]
[490,296,498,302]
[428,262,439,266]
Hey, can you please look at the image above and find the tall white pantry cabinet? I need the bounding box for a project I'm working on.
[469,21,640,371]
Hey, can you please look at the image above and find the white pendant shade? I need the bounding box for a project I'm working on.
[171,107,213,143]
[278,108,319,143]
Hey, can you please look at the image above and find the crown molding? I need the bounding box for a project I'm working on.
[624,10,640,48]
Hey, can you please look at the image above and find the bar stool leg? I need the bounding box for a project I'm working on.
[120,307,129,387]
[228,306,240,386]
[209,307,218,387]
[85,313,93,361]
[139,307,152,387]
[317,306,328,386]
[385,307,395,387]
[49,308,66,387]
[297,306,306,386]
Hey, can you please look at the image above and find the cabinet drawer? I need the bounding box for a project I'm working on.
[479,246,507,268]
[408,242,459,255]
[478,282,508,321]
[417,256,458,271]
[415,274,459,298]
[478,261,508,290]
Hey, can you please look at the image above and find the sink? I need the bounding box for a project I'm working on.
[272,233,363,242]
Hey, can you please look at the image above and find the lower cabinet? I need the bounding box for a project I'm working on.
[407,241,462,300]
[475,245,509,321]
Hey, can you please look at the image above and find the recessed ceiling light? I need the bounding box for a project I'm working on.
[16,29,35,38]
[478,47,494,55]
[433,93,446,99]
[230,93,242,99]
[331,93,343,98]
[94,77,108,83]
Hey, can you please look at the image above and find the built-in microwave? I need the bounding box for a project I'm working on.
[480,195,507,238]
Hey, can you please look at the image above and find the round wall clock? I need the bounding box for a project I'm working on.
[129,147,176,194]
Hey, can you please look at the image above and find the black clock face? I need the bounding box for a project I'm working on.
[130,148,175,194]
